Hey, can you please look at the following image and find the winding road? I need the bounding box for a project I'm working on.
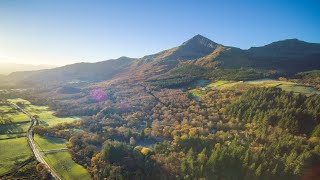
[10,102,61,180]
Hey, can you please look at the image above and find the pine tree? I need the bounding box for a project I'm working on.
[255,164,262,177]
[271,164,278,176]
[186,148,194,177]
[140,129,145,140]
[197,148,208,165]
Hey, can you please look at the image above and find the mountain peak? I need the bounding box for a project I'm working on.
[190,34,209,40]
[138,34,222,66]
[182,34,218,47]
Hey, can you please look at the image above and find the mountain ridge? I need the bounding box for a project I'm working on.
[2,35,320,87]
[0,63,56,75]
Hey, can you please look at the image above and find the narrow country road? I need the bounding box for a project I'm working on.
[10,102,62,180]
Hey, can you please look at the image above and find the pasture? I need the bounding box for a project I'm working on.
[0,122,29,139]
[34,134,67,152]
[43,152,91,180]
[0,137,33,175]
[35,134,91,180]
[0,102,29,140]
[7,98,31,105]
[0,98,84,178]
[190,79,320,97]
[8,98,80,127]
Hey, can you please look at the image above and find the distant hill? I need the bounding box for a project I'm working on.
[246,39,320,72]
[136,35,320,74]
[128,35,320,83]
[188,37,320,72]
[4,57,134,86]
[0,63,56,75]
[2,35,320,87]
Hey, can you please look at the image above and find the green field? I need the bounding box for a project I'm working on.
[34,134,67,152]
[190,79,320,97]
[0,98,85,178]
[0,102,30,139]
[246,79,320,95]
[7,98,87,180]
[43,152,91,180]
[189,89,205,97]
[0,137,33,175]
[0,103,29,123]
[0,122,29,139]
[207,80,241,88]
[0,101,32,175]
[26,105,79,127]
[0,133,26,139]
[0,105,13,112]
[7,98,31,105]
[7,111,31,123]
[39,115,79,127]
[8,98,80,127]
[35,134,91,180]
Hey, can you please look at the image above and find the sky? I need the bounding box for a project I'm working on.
[0,0,320,66]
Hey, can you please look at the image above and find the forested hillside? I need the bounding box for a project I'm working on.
[3,72,319,179]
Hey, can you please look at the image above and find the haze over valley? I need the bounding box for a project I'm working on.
[0,63,56,75]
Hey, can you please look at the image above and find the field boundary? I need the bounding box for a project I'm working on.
[0,157,35,178]
[10,102,62,180]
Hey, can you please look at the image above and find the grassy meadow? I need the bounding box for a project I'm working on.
[34,134,67,152]
[43,152,91,180]
[7,98,31,105]
[0,105,13,112]
[0,122,29,138]
[0,98,88,178]
[190,79,320,97]
[7,98,80,127]
[0,137,33,175]
[35,134,92,180]
[0,100,30,140]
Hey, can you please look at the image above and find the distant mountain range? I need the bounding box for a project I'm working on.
[2,35,320,87]
[0,63,56,75]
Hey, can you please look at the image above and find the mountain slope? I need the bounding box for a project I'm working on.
[246,39,320,72]
[190,38,320,72]
[139,35,221,67]
[2,35,320,87]
[192,46,250,69]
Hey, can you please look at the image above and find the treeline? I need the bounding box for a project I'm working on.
[154,133,317,180]
[148,65,278,89]
[225,87,320,135]
[148,64,206,88]
[148,76,197,88]
[206,68,274,81]
[291,70,320,90]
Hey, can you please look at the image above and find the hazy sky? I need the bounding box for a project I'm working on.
[1,0,320,65]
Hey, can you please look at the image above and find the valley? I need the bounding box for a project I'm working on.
[2,1,320,179]
[1,73,320,179]
[0,98,90,179]
[0,35,320,180]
